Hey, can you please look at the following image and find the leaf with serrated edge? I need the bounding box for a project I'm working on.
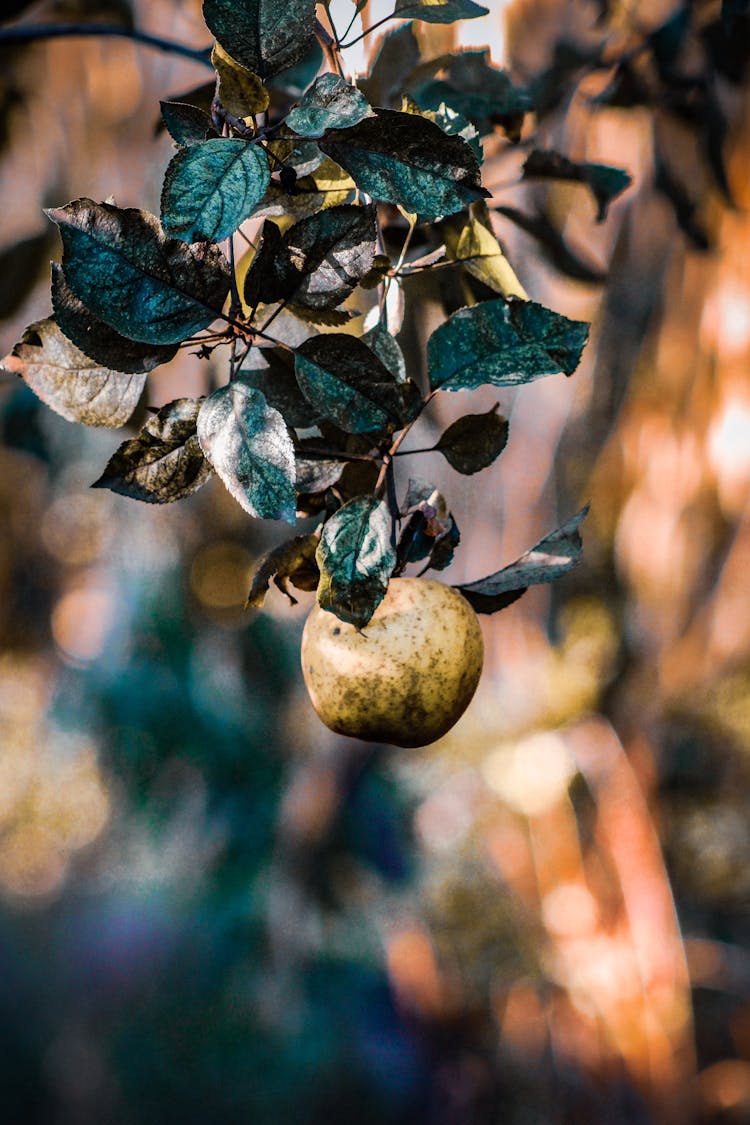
[211,42,269,118]
[93,398,212,502]
[295,334,406,434]
[161,139,270,244]
[435,405,508,473]
[287,74,372,138]
[244,204,377,312]
[46,198,231,345]
[202,0,317,79]
[1,318,145,428]
[51,264,177,375]
[160,101,217,147]
[316,496,395,628]
[197,381,296,522]
[428,298,589,392]
[247,534,320,607]
[319,109,488,222]
[395,0,489,21]
[413,50,532,136]
[456,506,588,613]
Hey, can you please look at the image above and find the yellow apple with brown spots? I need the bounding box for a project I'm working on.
[301,578,484,748]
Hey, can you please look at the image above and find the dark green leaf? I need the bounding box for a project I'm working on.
[359,23,421,108]
[319,109,487,222]
[435,404,508,473]
[244,204,377,312]
[247,533,320,607]
[51,264,177,375]
[46,198,231,345]
[316,495,395,627]
[394,0,488,21]
[362,324,406,381]
[287,74,372,138]
[413,50,532,136]
[522,150,632,221]
[294,334,406,434]
[211,42,269,117]
[428,298,589,392]
[1,317,145,428]
[456,506,588,613]
[197,381,296,522]
[267,38,324,97]
[92,398,212,502]
[161,138,270,243]
[159,100,217,146]
[240,347,320,428]
[202,0,317,79]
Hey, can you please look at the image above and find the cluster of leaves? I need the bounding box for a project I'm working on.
[0,0,619,628]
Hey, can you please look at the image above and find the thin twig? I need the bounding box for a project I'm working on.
[375,389,440,496]
[339,12,394,49]
[0,22,212,67]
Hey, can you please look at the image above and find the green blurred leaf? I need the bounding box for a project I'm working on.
[287,74,372,138]
[394,0,489,22]
[359,22,421,108]
[494,204,607,283]
[428,298,589,392]
[202,0,317,78]
[46,198,231,345]
[413,50,532,136]
[435,404,508,473]
[51,264,177,375]
[159,100,218,146]
[319,109,487,222]
[212,42,270,118]
[294,334,407,434]
[244,204,377,312]
[522,149,632,221]
[1,317,145,428]
[197,381,296,522]
[161,139,270,243]
[92,398,212,502]
[456,506,588,613]
[0,229,55,319]
[316,496,395,627]
[247,534,320,607]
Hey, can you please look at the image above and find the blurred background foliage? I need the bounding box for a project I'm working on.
[1,0,750,1121]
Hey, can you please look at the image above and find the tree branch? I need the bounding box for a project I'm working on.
[0,23,212,68]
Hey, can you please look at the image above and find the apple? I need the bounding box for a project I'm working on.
[301,577,484,748]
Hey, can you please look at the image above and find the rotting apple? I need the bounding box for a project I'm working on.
[301,577,484,748]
